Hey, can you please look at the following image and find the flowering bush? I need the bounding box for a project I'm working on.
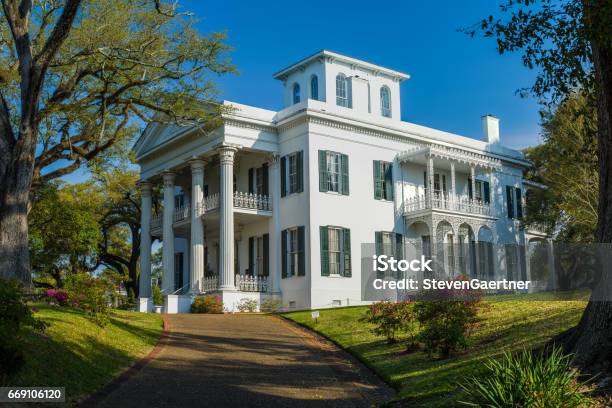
[361,300,415,344]
[413,275,483,358]
[64,273,112,327]
[191,295,223,314]
[44,289,69,306]
[237,298,258,312]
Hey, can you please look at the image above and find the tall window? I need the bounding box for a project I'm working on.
[310,75,318,100]
[281,151,303,197]
[282,226,305,278]
[336,73,349,107]
[506,186,523,219]
[288,154,298,193]
[256,167,264,195]
[505,244,518,280]
[373,160,393,200]
[288,229,299,276]
[319,150,349,195]
[380,86,391,117]
[328,228,341,275]
[327,152,341,192]
[468,178,490,203]
[320,226,351,277]
[292,82,300,104]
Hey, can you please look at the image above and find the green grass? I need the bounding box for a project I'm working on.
[8,304,163,405]
[282,292,588,407]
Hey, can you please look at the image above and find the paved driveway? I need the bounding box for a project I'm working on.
[83,314,395,407]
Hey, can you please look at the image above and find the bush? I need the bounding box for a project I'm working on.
[152,285,163,306]
[191,295,223,313]
[64,273,111,327]
[414,276,482,357]
[0,279,47,385]
[361,300,415,344]
[237,298,258,312]
[44,288,69,305]
[260,297,283,313]
[460,347,592,407]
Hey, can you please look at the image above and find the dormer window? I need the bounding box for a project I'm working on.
[336,74,350,108]
[292,83,300,104]
[310,75,318,100]
[380,86,391,117]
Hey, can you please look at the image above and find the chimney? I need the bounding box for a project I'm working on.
[481,114,500,144]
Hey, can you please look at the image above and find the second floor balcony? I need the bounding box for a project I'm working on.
[402,191,492,217]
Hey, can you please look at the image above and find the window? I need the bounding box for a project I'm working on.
[282,226,305,278]
[380,86,391,117]
[506,186,523,219]
[375,231,403,278]
[174,192,185,209]
[446,234,455,276]
[336,73,350,107]
[292,82,300,104]
[256,237,264,276]
[374,160,393,200]
[248,164,268,196]
[478,242,495,278]
[310,75,318,100]
[320,226,351,277]
[174,252,184,291]
[468,178,491,203]
[256,168,264,195]
[281,151,304,197]
[319,150,349,195]
[422,235,431,258]
[505,244,518,280]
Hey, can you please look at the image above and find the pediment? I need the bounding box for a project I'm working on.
[133,122,186,159]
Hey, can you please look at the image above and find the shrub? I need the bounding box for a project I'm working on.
[413,276,482,357]
[44,288,69,305]
[237,298,258,312]
[191,295,223,313]
[64,273,111,327]
[460,347,592,407]
[260,297,283,313]
[361,300,415,344]
[0,279,47,385]
[152,285,163,306]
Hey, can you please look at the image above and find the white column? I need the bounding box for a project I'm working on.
[548,240,556,290]
[268,155,281,294]
[138,181,153,298]
[218,146,237,290]
[489,169,495,212]
[190,159,205,293]
[427,155,434,205]
[450,161,456,206]
[162,172,176,293]
[470,165,476,201]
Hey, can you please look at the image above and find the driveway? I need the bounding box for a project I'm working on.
[82,314,396,407]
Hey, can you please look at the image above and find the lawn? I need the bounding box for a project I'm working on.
[8,304,163,405]
[282,292,588,407]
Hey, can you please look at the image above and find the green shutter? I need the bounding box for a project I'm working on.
[506,186,514,219]
[318,150,328,192]
[483,181,490,204]
[281,229,287,278]
[341,154,349,195]
[342,228,351,277]
[373,161,382,199]
[248,236,254,275]
[320,226,329,276]
[248,168,254,194]
[516,188,523,219]
[262,164,269,197]
[395,233,403,259]
[297,226,305,276]
[468,177,473,199]
[297,150,304,193]
[263,233,269,277]
[375,231,383,255]
[280,156,287,197]
[384,162,394,200]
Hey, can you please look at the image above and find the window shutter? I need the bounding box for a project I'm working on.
[248,237,254,275]
[281,229,287,278]
[248,168,254,194]
[320,226,329,276]
[297,151,304,193]
[483,181,490,204]
[297,226,305,276]
[280,156,287,197]
[262,163,269,197]
[263,233,269,277]
[506,186,514,219]
[318,150,328,192]
[375,231,383,255]
[423,171,427,190]
[341,154,349,195]
[516,188,523,219]
[468,177,473,199]
[395,233,403,259]
[342,228,351,277]
[384,163,394,200]
[373,161,382,199]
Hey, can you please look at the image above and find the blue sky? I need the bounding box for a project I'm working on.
[182,0,543,150]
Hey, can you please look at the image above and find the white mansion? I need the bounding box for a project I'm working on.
[135,50,553,313]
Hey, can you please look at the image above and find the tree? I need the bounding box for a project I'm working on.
[0,0,234,284]
[466,0,612,373]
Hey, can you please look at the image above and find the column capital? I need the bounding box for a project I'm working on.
[189,158,207,172]
[138,180,153,196]
[218,146,238,165]
[162,171,176,188]
[265,153,281,167]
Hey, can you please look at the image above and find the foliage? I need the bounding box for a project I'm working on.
[361,300,415,344]
[191,295,223,314]
[0,279,47,385]
[64,273,112,327]
[260,297,283,313]
[152,285,163,306]
[414,278,483,357]
[237,298,258,313]
[460,347,592,407]
[44,289,69,306]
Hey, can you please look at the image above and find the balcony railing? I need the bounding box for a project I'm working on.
[235,274,269,292]
[173,204,190,223]
[233,192,271,211]
[200,276,219,292]
[403,192,491,217]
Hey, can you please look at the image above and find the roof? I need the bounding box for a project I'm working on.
[272,50,410,81]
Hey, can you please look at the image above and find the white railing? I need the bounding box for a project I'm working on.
[198,193,219,215]
[200,276,219,292]
[233,192,271,211]
[403,192,491,216]
[235,274,269,292]
[150,214,162,229]
[173,204,190,222]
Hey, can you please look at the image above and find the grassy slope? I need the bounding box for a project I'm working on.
[9,304,163,404]
[283,292,588,407]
